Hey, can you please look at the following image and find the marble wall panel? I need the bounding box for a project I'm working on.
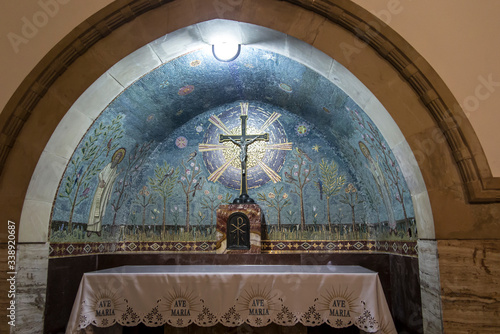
[418,240,444,334]
[12,243,50,334]
[438,239,500,333]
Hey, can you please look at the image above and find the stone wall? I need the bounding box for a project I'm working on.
[438,240,500,333]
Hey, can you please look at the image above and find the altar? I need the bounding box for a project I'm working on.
[66,265,396,333]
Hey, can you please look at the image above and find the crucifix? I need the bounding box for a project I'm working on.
[219,105,269,204]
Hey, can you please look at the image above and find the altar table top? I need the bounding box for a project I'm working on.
[66,265,396,333]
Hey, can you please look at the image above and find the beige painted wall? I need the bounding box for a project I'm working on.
[351,0,500,177]
[2,0,499,177]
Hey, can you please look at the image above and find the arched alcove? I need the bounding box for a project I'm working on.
[33,20,432,240]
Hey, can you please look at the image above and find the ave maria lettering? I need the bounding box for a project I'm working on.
[95,299,115,317]
[329,299,350,317]
[249,298,269,316]
[171,299,191,316]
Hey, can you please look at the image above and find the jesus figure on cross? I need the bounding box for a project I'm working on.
[219,112,269,204]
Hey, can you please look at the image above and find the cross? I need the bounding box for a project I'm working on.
[219,105,269,203]
[231,217,247,246]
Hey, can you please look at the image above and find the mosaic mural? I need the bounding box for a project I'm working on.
[49,47,417,256]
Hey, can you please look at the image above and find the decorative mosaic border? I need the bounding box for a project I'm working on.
[49,240,417,258]
[262,240,417,257]
[49,241,217,257]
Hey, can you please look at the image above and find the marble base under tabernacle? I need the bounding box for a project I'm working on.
[216,204,263,254]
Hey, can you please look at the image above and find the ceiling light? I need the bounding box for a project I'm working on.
[212,42,241,62]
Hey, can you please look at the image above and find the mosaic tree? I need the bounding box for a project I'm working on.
[178,158,205,232]
[111,141,153,227]
[318,159,346,231]
[200,185,232,228]
[340,183,362,238]
[132,186,156,234]
[350,108,407,233]
[257,186,291,230]
[58,114,123,233]
[148,162,180,237]
[284,149,316,231]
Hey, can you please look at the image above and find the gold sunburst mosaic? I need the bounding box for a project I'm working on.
[221,126,267,169]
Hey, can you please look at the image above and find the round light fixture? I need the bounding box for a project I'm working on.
[212,42,241,62]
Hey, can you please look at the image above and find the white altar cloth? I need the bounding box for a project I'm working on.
[66,265,396,333]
